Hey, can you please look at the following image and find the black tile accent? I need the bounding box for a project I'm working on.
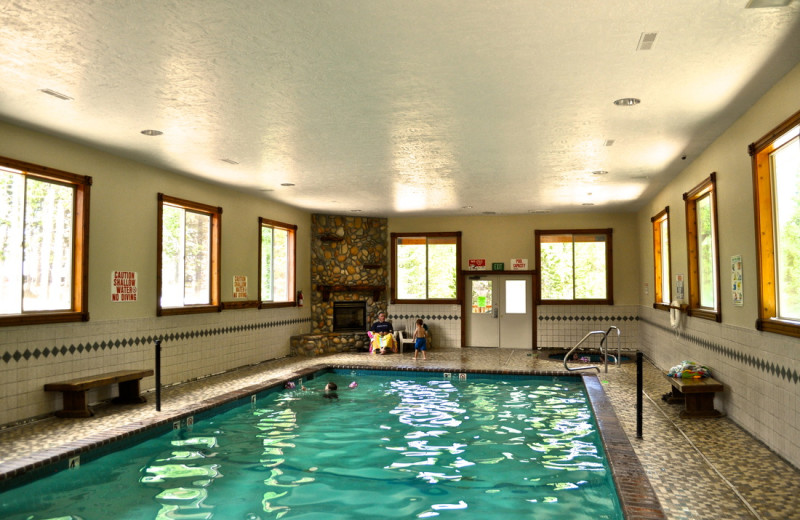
[1,317,313,365]
[640,316,799,386]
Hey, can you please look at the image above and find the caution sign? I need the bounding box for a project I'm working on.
[111,271,137,302]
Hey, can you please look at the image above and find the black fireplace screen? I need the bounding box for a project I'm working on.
[333,301,367,332]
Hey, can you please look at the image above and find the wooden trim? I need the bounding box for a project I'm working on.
[390,231,461,303]
[258,217,298,305]
[159,304,222,317]
[651,207,671,307]
[0,311,89,327]
[750,110,800,338]
[756,318,800,338]
[156,193,222,317]
[259,301,297,309]
[534,228,613,305]
[221,300,260,310]
[684,174,721,322]
[461,270,536,275]
[749,108,800,156]
[0,156,92,327]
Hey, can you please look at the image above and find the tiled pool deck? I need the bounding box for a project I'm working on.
[1,349,799,519]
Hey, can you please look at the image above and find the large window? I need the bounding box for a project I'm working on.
[157,193,221,316]
[535,229,613,304]
[0,157,91,326]
[392,232,460,302]
[259,218,296,308]
[684,174,720,322]
[651,207,672,309]
[751,110,800,337]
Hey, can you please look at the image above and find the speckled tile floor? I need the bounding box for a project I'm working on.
[1,348,799,520]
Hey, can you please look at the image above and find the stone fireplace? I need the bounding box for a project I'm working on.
[290,214,389,356]
[310,214,389,333]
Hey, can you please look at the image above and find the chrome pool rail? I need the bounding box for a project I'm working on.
[563,326,621,373]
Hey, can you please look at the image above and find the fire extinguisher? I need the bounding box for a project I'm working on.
[297,290,304,307]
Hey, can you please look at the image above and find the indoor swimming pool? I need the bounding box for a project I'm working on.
[0,369,623,519]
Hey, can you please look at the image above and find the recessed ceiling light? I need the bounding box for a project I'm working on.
[140,129,163,136]
[529,209,551,214]
[592,170,608,175]
[482,211,496,215]
[221,158,239,165]
[604,139,615,147]
[280,183,295,187]
[39,88,73,101]
[351,209,362,212]
[745,0,791,7]
[462,205,473,209]
[582,203,595,206]
[613,98,640,106]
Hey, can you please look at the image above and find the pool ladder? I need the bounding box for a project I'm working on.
[562,326,621,373]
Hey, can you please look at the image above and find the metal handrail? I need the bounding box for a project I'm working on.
[599,326,621,373]
[562,330,605,372]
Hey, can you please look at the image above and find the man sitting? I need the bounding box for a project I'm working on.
[369,311,396,354]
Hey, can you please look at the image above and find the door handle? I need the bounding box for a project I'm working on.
[493,308,499,318]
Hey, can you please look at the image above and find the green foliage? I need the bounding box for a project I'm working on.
[540,234,607,300]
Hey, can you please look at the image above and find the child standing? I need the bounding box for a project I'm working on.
[412,318,428,360]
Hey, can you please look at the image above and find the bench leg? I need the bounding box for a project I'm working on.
[681,392,722,418]
[57,390,93,418]
[114,379,147,404]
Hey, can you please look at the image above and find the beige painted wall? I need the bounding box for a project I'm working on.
[0,121,312,321]
[636,62,800,329]
[389,212,640,305]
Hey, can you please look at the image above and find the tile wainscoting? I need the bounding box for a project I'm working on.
[0,307,310,426]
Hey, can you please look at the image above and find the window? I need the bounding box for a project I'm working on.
[683,174,720,322]
[751,109,800,337]
[392,232,461,302]
[157,193,221,316]
[651,207,672,309]
[259,218,296,307]
[0,157,91,326]
[535,229,613,304]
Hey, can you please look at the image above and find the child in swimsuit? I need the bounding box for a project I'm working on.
[412,319,427,360]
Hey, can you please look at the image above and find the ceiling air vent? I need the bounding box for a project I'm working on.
[637,32,658,51]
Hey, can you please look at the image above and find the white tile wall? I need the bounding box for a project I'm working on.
[536,304,640,351]
[638,304,800,469]
[0,307,309,426]
[388,304,461,349]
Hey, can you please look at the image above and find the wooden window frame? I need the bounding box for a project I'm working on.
[651,207,672,310]
[534,228,614,305]
[391,231,462,304]
[750,109,800,338]
[258,217,297,309]
[157,193,222,316]
[683,173,721,322]
[0,157,91,326]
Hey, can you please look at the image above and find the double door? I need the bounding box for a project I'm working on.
[465,274,533,349]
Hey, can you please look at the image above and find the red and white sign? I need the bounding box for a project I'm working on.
[469,259,487,270]
[111,271,137,302]
[233,275,248,299]
[510,258,529,270]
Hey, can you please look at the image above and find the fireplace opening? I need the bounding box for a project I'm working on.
[333,301,367,332]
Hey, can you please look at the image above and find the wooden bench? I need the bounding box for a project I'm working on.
[44,369,154,418]
[663,372,723,418]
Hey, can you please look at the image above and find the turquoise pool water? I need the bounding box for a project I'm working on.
[0,370,622,519]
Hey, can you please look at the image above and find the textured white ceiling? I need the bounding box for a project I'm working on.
[1,1,799,216]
